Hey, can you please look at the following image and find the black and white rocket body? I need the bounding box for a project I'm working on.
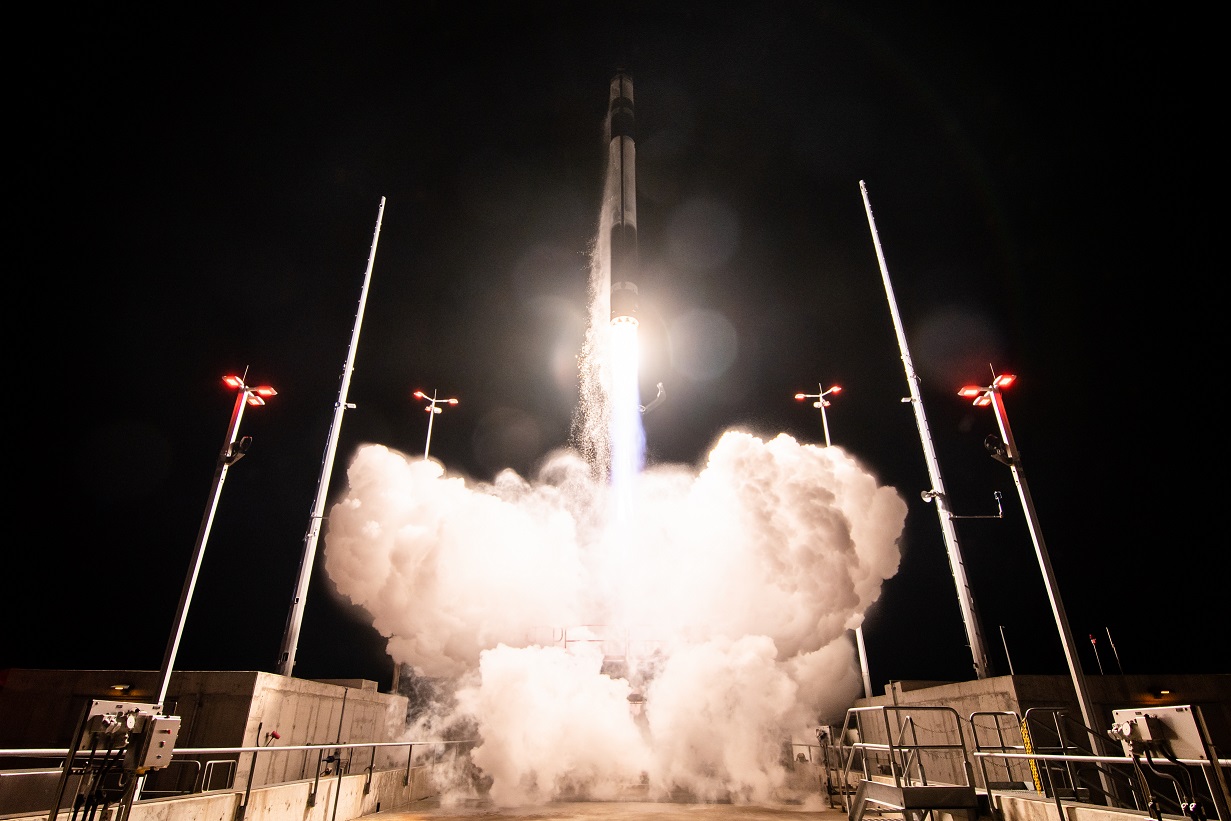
[608,71,639,326]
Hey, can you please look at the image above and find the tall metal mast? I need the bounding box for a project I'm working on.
[859,181,991,680]
[276,197,386,677]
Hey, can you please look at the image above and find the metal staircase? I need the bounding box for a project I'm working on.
[838,705,981,821]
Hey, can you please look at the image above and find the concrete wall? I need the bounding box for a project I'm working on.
[0,670,409,803]
[863,674,1231,741]
[0,669,262,751]
[237,673,409,791]
[32,765,435,821]
[841,673,1231,800]
[960,790,1183,821]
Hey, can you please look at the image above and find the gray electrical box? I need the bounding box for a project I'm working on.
[1109,705,1209,761]
[132,715,181,772]
[50,700,184,821]
[75,701,181,773]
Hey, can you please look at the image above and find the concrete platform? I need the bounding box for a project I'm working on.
[373,798,848,820]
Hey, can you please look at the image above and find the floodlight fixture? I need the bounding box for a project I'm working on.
[414,389,458,460]
[224,374,277,405]
[959,372,1016,407]
[794,382,842,447]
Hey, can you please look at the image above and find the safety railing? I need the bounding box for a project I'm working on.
[831,705,1231,821]
[789,736,856,808]
[201,757,237,792]
[972,748,1230,821]
[839,704,976,790]
[136,758,201,798]
[1019,707,1127,805]
[0,735,475,821]
[837,705,981,821]
[969,710,1042,793]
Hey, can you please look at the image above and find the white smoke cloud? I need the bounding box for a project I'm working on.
[455,643,653,806]
[322,429,906,806]
[644,636,794,803]
[324,446,591,680]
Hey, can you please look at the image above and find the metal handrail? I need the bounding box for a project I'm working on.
[201,758,237,792]
[973,749,1231,821]
[1022,706,1130,807]
[841,705,975,790]
[830,703,1229,821]
[969,710,1035,792]
[138,759,201,798]
[0,738,472,758]
[0,736,475,815]
[837,703,979,819]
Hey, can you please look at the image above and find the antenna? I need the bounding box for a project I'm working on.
[860,180,991,680]
[276,197,386,677]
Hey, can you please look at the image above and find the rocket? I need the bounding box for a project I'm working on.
[608,70,639,327]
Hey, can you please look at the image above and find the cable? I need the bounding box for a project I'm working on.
[1130,754,1163,821]
[1160,743,1202,817]
[1145,748,1205,821]
[71,735,103,821]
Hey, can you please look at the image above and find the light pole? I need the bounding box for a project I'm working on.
[414,389,457,460]
[156,373,276,710]
[794,383,842,447]
[794,382,874,700]
[958,372,1104,744]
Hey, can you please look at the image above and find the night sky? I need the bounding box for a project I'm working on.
[9,3,1221,695]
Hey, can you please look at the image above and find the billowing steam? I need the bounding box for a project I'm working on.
[323,431,905,806]
[319,81,907,808]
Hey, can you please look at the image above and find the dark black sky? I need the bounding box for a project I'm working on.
[9,3,1220,694]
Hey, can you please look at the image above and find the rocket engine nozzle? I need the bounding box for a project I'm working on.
[611,281,639,326]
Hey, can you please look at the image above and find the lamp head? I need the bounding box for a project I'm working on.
[992,373,1017,389]
[960,373,1016,405]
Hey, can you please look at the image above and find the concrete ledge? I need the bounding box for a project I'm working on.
[993,791,1185,821]
[7,766,435,821]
